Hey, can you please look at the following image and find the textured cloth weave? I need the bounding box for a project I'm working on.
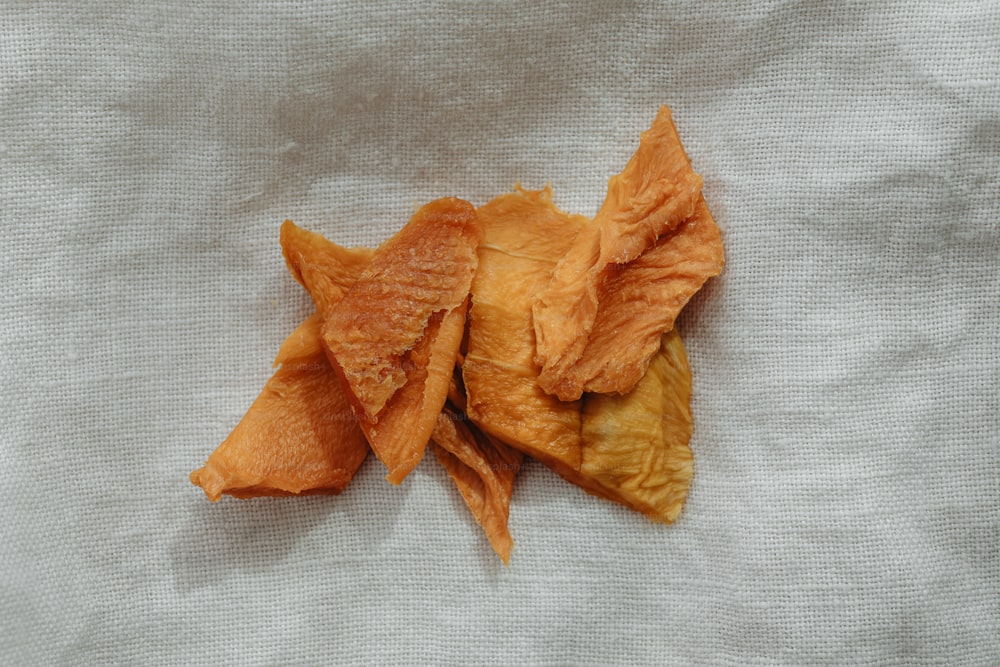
[3,2,999,665]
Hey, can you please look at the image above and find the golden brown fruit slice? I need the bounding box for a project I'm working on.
[322,197,481,421]
[431,404,523,564]
[576,329,694,523]
[549,196,723,397]
[533,106,712,401]
[463,186,585,471]
[190,313,369,501]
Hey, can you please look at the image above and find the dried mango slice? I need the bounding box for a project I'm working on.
[577,329,694,523]
[356,301,470,484]
[465,186,698,523]
[191,231,376,501]
[281,222,375,314]
[281,223,517,543]
[436,357,524,562]
[290,199,481,484]
[322,198,481,421]
[593,107,703,266]
[463,187,584,471]
[284,216,482,486]
[550,196,723,396]
[533,106,711,401]
[189,313,369,500]
[431,404,523,565]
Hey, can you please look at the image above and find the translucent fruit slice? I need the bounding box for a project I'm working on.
[463,186,585,472]
[577,329,694,523]
[533,105,717,401]
[189,313,369,501]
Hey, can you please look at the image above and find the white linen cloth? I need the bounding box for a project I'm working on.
[3,2,998,664]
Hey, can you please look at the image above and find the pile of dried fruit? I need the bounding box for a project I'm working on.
[190,106,724,563]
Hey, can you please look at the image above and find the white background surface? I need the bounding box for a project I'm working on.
[3,2,999,665]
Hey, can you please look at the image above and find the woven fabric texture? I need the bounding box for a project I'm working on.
[3,2,999,665]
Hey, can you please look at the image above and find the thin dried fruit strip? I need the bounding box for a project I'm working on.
[533,106,708,401]
[431,404,523,565]
[550,196,723,396]
[190,313,369,501]
[323,197,482,422]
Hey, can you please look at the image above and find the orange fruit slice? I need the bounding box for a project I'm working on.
[464,184,700,523]
[463,186,585,472]
[532,106,720,401]
[290,198,482,484]
[189,312,369,501]
[552,196,723,396]
[431,403,523,564]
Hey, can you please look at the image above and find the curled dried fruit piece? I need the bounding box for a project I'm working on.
[431,404,523,565]
[189,313,369,501]
[554,196,723,396]
[533,106,719,401]
[315,198,482,483]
